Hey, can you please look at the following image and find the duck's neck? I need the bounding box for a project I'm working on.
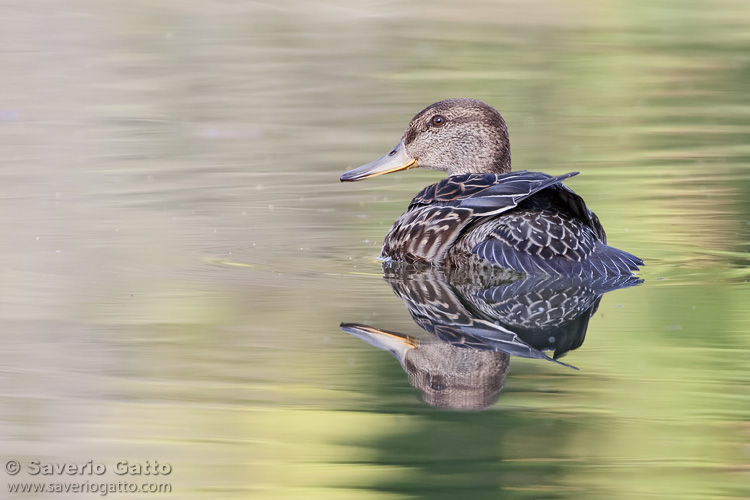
[493,147,511,174]
[492,123,512,174]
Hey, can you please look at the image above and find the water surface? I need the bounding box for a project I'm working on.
[1,1,748,499]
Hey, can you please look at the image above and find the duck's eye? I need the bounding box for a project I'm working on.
[431,115,446,127]
[428,374,445,391]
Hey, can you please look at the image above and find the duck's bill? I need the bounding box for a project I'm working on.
[340,138,418,182]
[339,323,416,362]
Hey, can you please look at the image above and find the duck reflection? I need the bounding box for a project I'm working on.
[342,266,640,410]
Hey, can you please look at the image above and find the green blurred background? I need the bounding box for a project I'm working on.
[0,0,748,498]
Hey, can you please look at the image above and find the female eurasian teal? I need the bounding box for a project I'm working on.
[340,98,642,277]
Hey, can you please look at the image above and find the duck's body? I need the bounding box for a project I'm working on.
[382,171,642,276]
[341,99,642,277]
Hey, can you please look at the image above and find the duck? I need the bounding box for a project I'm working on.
[340,98,643,277]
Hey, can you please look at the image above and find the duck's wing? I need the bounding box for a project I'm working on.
[409,171,579,215]
[383,171,578,264]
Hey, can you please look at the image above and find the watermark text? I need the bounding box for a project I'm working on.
[5,460,173,496]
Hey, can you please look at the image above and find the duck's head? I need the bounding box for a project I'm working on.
[340,323,509,411]
[341,98,511,182]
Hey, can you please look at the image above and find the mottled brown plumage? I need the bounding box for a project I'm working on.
[341,98,642,277]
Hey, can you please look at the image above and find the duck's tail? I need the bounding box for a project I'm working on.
[586,243,643,278]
